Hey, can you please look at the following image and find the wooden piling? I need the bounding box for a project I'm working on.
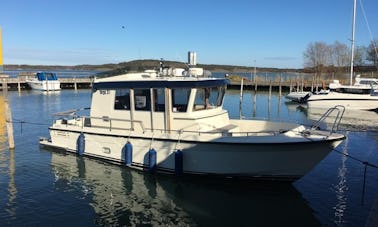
[289,79,293,92]
[268,80,272,101]
[74,77,77,90]
[278,74,282,97]
[17,77,21,93]
[239,78,244,119]
[1,80,14,149]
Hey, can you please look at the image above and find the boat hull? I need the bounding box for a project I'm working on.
[40,127,343,180]
[27,80,61,91]
[286,92,311,103]
[307,92,378,110]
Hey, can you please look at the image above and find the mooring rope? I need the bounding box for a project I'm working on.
[333,147,378,206]
[6,118,51,134]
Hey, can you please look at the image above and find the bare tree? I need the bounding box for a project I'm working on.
[303,42,332,68]
[366,39,378,66]
[354,46,366,66]
[331,41,349,67]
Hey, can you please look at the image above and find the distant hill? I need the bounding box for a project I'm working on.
[4,59,302,74]
[4,59,377,76]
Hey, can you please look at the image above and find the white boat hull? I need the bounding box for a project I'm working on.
[41,124,343,180]
[27,80,61,91]
[286,92,311,103]
[307,92,378,110]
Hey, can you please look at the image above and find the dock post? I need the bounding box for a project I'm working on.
[239,78,244,119]
[17,77,21,93]
[268,80,272,101]
[279,74,282,97]
[2,80,15,149]
[289,79,292,92]
[74,77,77,91]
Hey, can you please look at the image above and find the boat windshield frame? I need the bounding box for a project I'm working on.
[92,78,229,90]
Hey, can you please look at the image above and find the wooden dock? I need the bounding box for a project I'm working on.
[0,73,324,92]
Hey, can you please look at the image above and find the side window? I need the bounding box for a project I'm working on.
[193,86,225,111]
[172,88,190,112]
[114,89,130,110]
[154,88,165,112]
[193,88,206,110]
[134,89,151,111]
[215,85,226,106]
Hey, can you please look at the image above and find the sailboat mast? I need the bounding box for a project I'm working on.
[349,0,357,86]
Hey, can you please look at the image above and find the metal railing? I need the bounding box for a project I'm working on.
[311,105,345,134]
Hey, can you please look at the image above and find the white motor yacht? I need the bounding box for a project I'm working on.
[26,72,61,91]
[40,52,345,181]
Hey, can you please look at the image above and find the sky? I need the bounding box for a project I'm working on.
[0,0,377,69]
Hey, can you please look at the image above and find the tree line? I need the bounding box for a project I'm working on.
[303,39,378,75]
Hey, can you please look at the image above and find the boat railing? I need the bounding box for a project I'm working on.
[56,113,288,137]
[310,105,345,134]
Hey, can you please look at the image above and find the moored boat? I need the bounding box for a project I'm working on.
[26,72,61,91]
[285,91,311,103]
[304,0,378,111]
[40,52,345,181]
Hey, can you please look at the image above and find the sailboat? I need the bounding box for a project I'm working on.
[305,0,378,110]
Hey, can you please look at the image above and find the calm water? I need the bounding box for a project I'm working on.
[3,69,98,78]
[1,88,378,226]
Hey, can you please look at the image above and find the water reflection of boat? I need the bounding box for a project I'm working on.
[48,150,320,226]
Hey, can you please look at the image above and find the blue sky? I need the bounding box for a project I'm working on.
[1,0,377,68]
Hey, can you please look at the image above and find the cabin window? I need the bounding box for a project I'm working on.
[172,88,190,112]
[114,89,130,110]
[153,88,165,112]
[134,89,151,111]
[215,85,226,106]
[193,86,225,111]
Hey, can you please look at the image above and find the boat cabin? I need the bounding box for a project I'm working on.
[89,68,232,133]
[35,72,58,81]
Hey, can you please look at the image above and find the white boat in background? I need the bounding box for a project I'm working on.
[39,52,345,181]
[26,72,61,91]
[306,90,378,110]
[298,0,378,111]
[329,75,378,94]
[285,91,311,103]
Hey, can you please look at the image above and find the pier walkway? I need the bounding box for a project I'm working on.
[0,73,324,92]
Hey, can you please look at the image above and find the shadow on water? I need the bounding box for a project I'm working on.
[45,149,320,226]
